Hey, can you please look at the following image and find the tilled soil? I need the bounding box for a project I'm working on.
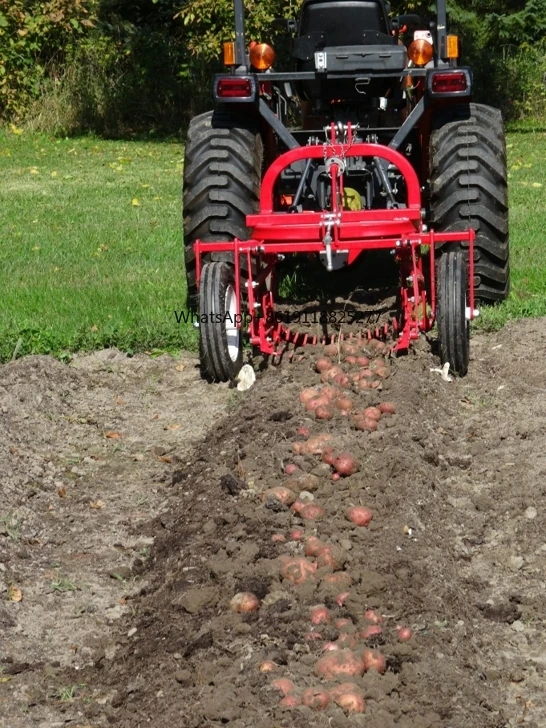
[2,319,546,728]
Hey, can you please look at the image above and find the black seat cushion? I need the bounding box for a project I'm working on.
[294,0,404,102]
[297,0,393,47]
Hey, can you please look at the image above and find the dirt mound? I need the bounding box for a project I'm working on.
[0,350,230,727]
[2,321,546,727]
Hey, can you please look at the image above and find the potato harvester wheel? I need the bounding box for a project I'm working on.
[436,249,470,376]
[199,261,243,382]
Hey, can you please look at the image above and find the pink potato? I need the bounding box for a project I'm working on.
[262,486,297,506]
[345,506,373,527]
[279,556,318,585]
[314,649,364,679]
[362,649,387,674]
[229,592,260,613]
[299,503,325,520]
[301,688,330,710]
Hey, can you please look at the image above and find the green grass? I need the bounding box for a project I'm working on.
[0,128,545,361]
[506,120,546,133]
[477,131,546,330]
[56,684,85,702]
[0,128,196,362]
[50,575,79,593]
[0,513,21,541]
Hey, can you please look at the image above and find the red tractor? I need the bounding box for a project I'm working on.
[183,0,509,381]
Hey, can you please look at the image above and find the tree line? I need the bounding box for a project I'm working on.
[0,0,544,135]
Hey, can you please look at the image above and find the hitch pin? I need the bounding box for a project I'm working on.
[324,222,333,271]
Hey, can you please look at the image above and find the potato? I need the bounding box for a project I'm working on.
[229,592,260,613]
[279,556,318,585]
[362,648,386,674]
[262,486,297,506]
[314,649,364,679]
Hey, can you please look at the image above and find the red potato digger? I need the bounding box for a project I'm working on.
[183,0,509,382]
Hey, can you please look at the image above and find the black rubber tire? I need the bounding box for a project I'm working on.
[199,262,243,382]
[183,108,263,310]
[430,103,509,303]
[436,249,470,376]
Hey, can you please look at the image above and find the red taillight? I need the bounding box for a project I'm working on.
[431,71,468,94]
[216,77,253,98]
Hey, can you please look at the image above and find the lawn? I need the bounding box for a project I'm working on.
[0,128,195,362]
[477,131,546,329]
[0,127,545,361]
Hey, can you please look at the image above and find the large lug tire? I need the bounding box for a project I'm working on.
[430,103,509,303]
[199,262,243,382]
[436,249,470,376]
[183,109,263,310]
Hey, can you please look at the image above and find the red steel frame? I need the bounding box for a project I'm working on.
[194,128,475,358]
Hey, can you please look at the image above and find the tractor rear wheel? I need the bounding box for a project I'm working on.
[183,108,263,310]
[430,103,509,303]
[199,262,243,382]
[436,248,470,376]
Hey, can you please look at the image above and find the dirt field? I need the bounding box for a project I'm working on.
[2,319,546,728]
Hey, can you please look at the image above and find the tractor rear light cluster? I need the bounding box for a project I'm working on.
[214,75,257,102]
[427,68,471,96]
[432,72,466,93]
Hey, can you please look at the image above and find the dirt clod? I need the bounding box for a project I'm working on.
[220,473,246,495]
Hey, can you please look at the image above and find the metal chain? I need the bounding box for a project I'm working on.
[322,122,358,165]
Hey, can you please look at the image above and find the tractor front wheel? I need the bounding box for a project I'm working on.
[436,249,470,376]
[199,262,243,382]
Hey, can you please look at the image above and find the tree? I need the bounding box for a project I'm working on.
[178,0,302,61]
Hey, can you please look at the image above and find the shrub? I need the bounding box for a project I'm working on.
[0,0,96,119]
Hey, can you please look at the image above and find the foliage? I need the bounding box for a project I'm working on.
[483,0,546,47]
[0,0,545,132]
[443,1,546,121]
[500,41,546,120]
[178,0,302,62]
[0,0,96,118]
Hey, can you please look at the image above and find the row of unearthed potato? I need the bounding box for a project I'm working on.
[228,340,411,716]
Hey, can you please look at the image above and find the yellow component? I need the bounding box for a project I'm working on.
[407,39,434,66]
[446,35,459,59]
[223,42,236,66]
[343,187,362,211]
[249,43,276,71]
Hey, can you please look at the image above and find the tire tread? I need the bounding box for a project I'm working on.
[430,102,509,303]
[183,109,263,308]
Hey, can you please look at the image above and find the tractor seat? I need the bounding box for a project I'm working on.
[297,0,393,47]
[293,0,407,101]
